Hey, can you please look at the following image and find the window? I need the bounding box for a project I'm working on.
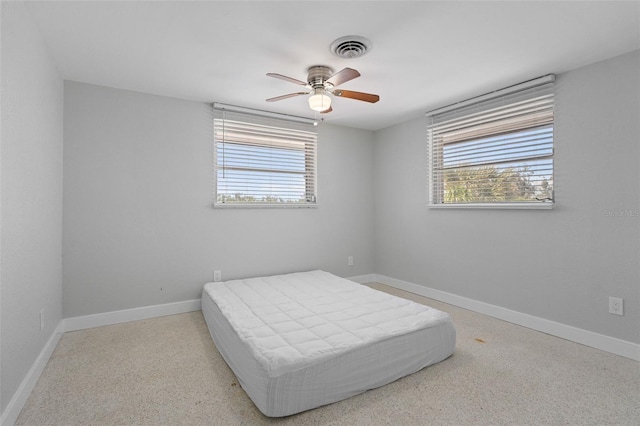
[213,106,317,207]
[427,75,555,208]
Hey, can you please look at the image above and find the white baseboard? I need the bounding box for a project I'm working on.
[374,274,640,361]
[63,299,202,332]
[1,322,64,426]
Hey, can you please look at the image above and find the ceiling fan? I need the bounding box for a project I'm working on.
[266,66,380,114]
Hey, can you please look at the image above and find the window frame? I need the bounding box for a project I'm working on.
[213,106,318,208]
[427,75,555,209]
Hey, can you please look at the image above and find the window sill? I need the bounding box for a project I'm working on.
[213,203,318,209]
[429,202,554,210]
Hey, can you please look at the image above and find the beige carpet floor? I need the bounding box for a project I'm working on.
[16,283,639,425]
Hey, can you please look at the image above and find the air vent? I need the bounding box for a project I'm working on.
[330,36,372,59]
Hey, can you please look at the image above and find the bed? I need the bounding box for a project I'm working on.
[201,270,456,417]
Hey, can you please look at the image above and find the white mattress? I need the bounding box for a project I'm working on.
[201,270,455,417]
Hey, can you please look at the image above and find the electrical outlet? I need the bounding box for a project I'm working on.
[348,256,354,266]
[40,309,45,331]
[609,297,624,316]
[213,270,222,282]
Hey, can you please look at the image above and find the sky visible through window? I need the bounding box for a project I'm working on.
[442,126,553,168]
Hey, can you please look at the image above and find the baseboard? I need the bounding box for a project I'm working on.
[63,299,202,332]
[348,273,378,284]
[374,274,640,361]
[1,322,64,426]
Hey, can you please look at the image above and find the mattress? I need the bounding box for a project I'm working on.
[201,270,455,417]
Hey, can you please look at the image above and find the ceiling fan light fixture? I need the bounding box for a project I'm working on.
[308,91,332,112]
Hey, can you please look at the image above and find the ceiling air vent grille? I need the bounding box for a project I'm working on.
[330,36,372,59]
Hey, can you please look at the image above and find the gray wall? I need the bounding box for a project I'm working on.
[1,1,64,413]
[63,82,374,317]
[373,50,640,344]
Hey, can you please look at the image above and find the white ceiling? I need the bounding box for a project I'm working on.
[25,1,640,130]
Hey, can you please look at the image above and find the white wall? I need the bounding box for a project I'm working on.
[1,0,64,414]
[63,82,374,317]
[373,50,640,344]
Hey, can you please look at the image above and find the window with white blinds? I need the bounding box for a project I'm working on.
[213,107,317,207]
[427,76,555,208]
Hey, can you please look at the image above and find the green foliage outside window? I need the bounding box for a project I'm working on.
[443,166,552,204]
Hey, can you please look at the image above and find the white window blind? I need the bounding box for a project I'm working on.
[427,76,555,208]
[213,107,317,207]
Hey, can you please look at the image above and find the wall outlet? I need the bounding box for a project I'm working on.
[609,297,624,316]
[213,270,222,282]
[40,309,45,331]
[348,256,354,266]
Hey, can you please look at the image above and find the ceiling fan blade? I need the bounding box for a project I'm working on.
[333,89,380,103]
[320,106,333,114]
[266,92,309,102]
[267,73,308,86]
[326,68,360,87]
[326,68,361,87]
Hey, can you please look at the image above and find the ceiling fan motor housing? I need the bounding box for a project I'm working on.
[307,66,334,89]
